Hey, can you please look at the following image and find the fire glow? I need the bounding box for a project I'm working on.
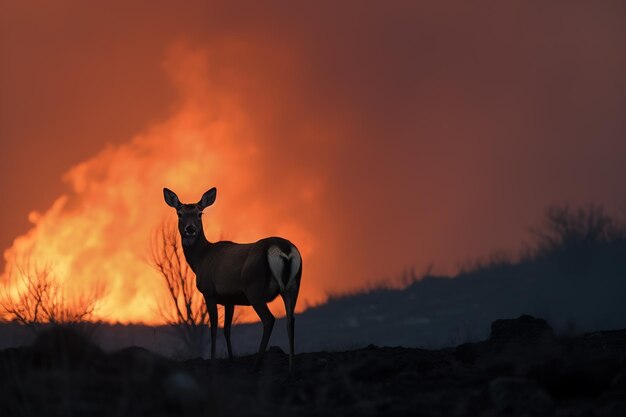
[1,44,321,324]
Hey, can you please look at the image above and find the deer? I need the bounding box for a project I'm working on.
[163,187,302,372]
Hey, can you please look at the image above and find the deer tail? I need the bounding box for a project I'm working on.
[267,245,301,293]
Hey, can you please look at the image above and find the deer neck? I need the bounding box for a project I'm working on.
[182,231,212,273]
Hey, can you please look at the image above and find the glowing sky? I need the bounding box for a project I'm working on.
[1,1,626,323]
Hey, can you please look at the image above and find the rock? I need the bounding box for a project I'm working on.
[490,315,555,343]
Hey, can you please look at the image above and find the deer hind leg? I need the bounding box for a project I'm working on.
[268,244,302,372]
[251,301,275,370]
[205,298,218,360]
[282,290,298,373]
[223,304,235,361]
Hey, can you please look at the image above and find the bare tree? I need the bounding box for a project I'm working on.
[0,256,103,333]
[150,222,213,358]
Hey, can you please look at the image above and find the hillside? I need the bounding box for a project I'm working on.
[2,315,625,416]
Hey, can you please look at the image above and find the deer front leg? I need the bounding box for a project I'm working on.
[205,298,218,360]
[251,301,275,370]
[223,304,234,361]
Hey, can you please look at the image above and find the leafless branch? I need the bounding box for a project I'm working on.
[0,255,104,332]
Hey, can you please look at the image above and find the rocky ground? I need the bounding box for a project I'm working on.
[1,315,625,417]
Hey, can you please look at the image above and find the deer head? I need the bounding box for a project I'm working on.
[163,188,217,247]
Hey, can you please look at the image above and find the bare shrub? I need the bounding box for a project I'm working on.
[0,257,104,334]
[458,250,514,275]
[150,223,211,358]
[530,204,626,257]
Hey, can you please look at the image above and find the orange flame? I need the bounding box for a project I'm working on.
[1,43,323,324]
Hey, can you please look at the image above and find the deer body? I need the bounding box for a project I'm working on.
[186,237,299,305]
[163,187,302,371]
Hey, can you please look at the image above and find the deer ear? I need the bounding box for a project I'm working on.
[198,187,217,209]
[163,188,181,208]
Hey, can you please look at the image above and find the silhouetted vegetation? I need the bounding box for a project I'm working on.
[0,257,104,334]
[529,203,626,260]
[454,204,626,275]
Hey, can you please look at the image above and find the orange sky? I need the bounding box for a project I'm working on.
[1,1,626,323]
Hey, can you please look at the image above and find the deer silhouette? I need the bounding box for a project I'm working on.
[163,187,302,371]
